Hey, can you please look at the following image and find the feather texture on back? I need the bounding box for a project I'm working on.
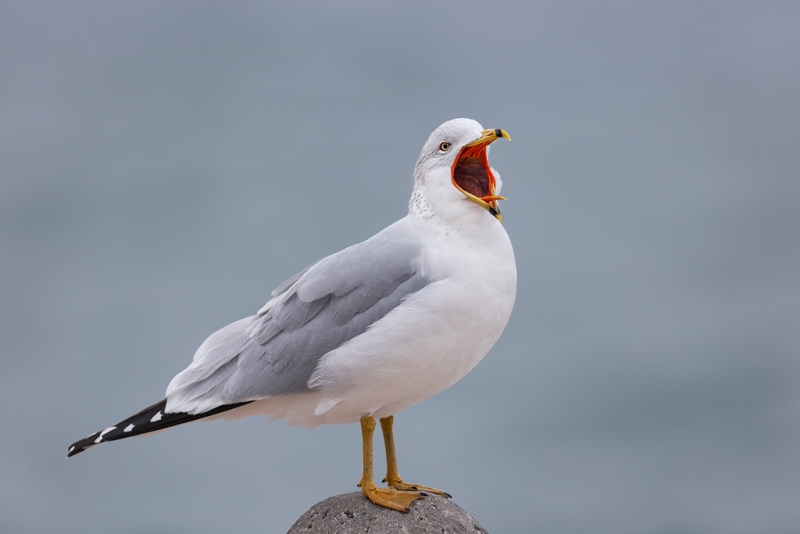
[165,221,430,414]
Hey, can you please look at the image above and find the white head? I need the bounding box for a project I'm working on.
[409,118,510,225]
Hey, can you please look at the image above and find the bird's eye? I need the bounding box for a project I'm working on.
[439,142,451,152]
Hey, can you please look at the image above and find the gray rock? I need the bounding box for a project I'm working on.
[287,491,490,534]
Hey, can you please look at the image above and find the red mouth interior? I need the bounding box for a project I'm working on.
[452,144,493,198]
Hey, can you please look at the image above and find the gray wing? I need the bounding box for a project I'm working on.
[165,224,429,414]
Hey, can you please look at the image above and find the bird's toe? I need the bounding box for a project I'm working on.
[361,485,425,512]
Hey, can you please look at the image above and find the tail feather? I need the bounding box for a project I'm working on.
[67,399,251,458]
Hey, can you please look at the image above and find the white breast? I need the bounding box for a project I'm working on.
[216,213,516,428]
[238,214,513,427]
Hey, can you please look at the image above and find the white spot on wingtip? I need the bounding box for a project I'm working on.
[124,424,135,432]
[68,446,75,453]
[150,411,162,423]
[94,426,116,444]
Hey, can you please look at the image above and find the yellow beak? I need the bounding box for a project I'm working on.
[464,128,512,147]
[451,129,511,221]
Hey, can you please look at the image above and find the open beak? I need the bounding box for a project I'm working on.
[451,128,511,221]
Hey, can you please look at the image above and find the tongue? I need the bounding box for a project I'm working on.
[453,161,490,198]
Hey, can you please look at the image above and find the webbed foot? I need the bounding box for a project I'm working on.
[360,481,426,512]
[386,477,451,498]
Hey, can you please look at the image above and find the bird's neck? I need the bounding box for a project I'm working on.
[408,182,436,220]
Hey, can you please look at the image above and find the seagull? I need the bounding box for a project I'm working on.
[68,118,517,512]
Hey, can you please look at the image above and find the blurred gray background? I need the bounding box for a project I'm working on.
[1,1,798,533]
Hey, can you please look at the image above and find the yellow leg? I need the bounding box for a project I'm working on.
[358,415,424,512]
[379,415,451,498]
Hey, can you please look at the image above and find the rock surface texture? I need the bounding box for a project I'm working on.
[287,491,490,534]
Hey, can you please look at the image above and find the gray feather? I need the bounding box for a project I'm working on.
[269,259,320,298]
[165,222,429,414]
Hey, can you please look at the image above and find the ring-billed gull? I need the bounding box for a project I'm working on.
[68,118,516,512]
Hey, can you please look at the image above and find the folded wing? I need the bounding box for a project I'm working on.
[165,224,429,415]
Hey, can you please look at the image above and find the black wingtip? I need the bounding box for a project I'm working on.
[67,399,251,458]
[67,437,96,458]
[67,399,170,458]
